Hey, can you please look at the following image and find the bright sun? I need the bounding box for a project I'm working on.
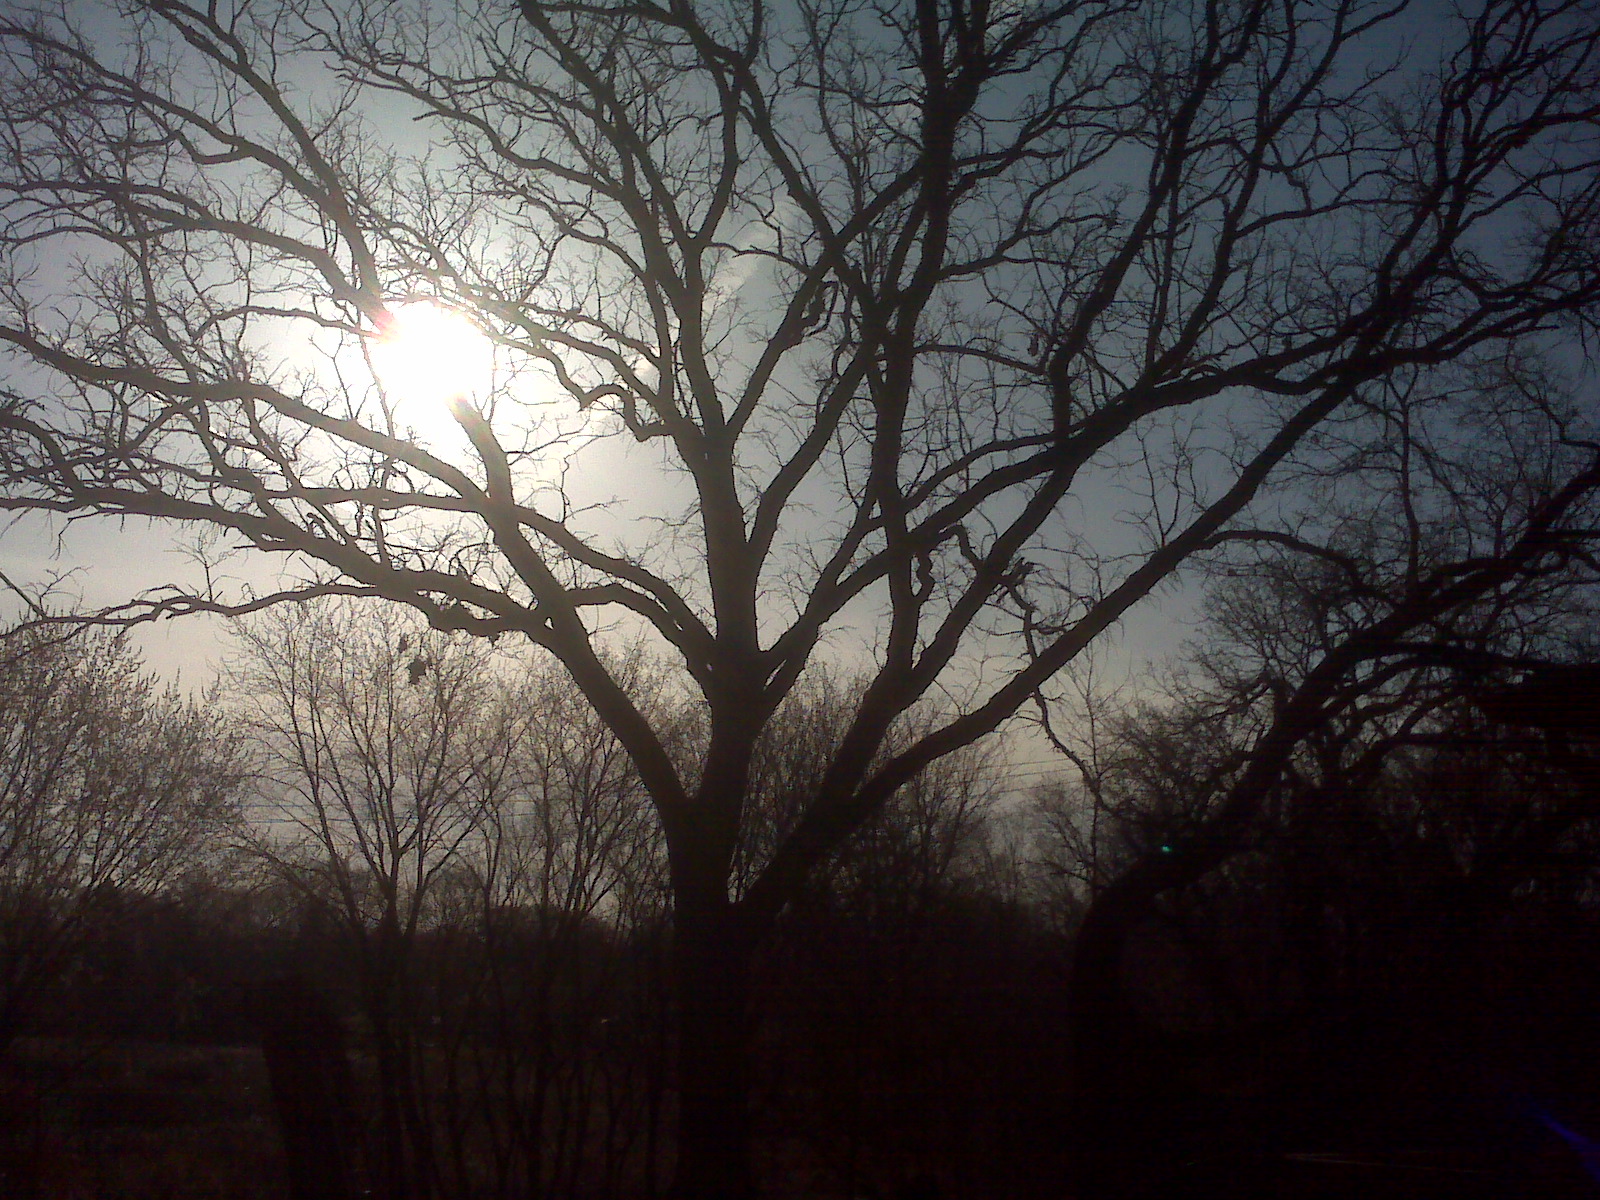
[368,301,495,411]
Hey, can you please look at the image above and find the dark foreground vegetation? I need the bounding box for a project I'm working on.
[2,804,1598,1200]
[3,602,1600,1200]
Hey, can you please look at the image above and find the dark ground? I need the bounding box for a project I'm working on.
[2,1034,1598,1199]
[0,1038,284,1200]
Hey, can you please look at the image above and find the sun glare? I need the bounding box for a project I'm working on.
[368,301,495,409]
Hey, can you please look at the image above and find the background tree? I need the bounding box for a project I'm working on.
[0,625,238,1056]
[1,1,1599,1194]
[229,599,669,1200]
[417,639,672,1200]
[230,600,536,1200]
[747,710,1048,1199]
[1032,355,1600,1196]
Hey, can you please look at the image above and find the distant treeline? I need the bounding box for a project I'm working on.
[2,600,1599,1199]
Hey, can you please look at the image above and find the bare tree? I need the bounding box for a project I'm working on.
[230,598,670,1200]
[425,641,670,1200]
[1,1,1598,1193]
[1031,353,1600,1195]
[230,599,535,1200]
[0,626,237,1055]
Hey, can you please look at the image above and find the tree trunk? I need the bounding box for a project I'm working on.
[258,973,359,1200]
[1067,850,1228,1200]
[1068,872,1170,1200]
[1068,882,1139,1105]
[668,898,758,1200]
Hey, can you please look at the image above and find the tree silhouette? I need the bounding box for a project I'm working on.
[0,625,238,1058]
[1,2,1598,1195]
[228,598,670,1200]
[1036,357,1600,1194]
